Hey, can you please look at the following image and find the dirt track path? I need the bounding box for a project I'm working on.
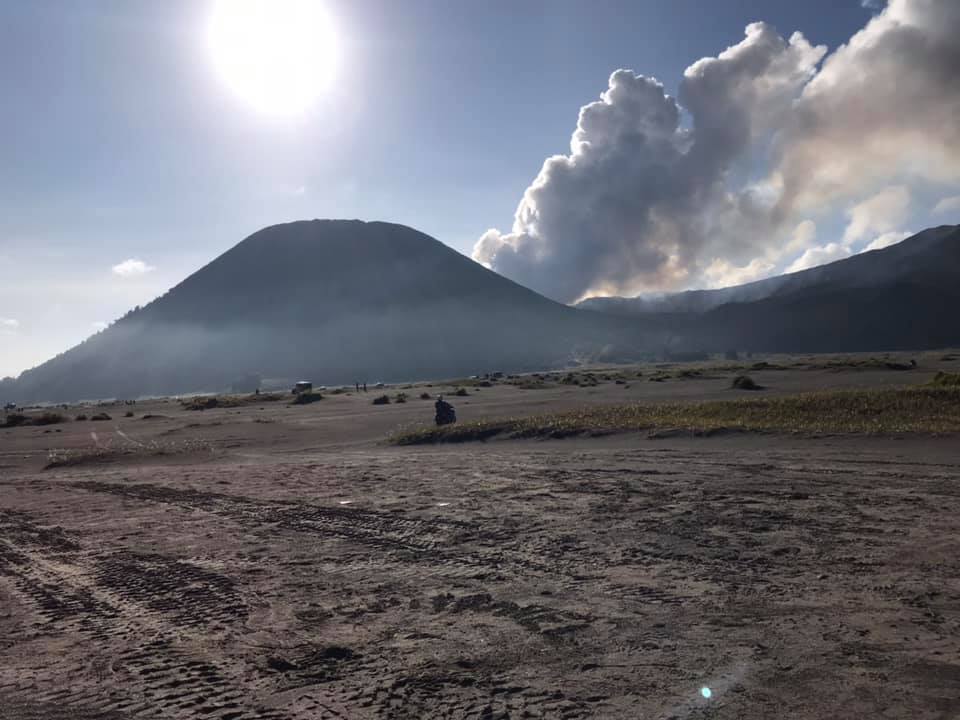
[2,437,960,719]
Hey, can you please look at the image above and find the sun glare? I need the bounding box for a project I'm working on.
[207,0,337,116]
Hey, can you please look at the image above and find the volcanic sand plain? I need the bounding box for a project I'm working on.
[2,352,960,719]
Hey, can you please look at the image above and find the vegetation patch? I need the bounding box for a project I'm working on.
[3,411,69,428]
[391,386,960,445]
[181,392,285,411]
[45,438,214,469]
[929,372,960,387]
[507,379,551,390]
[372,395,391,405]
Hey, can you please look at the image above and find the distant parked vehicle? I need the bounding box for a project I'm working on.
[3,402,16,411]
[292,381,313,395]
[374,382,385,389]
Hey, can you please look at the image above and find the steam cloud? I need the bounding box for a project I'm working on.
[474,0,960,303]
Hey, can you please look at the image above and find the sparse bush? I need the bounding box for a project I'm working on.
[419,392,431,400]
[731,375,762,390]
[453,388,469,397]
[91,412,112,421]
[35,412,67,425]
[395,393,407,403]
[124,411,134,418]
[75,414,88,421]
[372,395,390,405]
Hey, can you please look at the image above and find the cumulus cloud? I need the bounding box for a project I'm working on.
[474,24,824,302]
[863,230,912,251]
[841,186,911,246]
[933,195,960,215]
[112,258,155,277]
[476,0,960,302]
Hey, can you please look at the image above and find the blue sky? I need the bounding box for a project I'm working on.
[0,0,953,377]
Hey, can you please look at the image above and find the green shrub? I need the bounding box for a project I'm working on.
[419,392,431,400]
[453,388,469,397]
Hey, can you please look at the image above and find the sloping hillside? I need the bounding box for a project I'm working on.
[12,220,643,403]
[579,225,960,316]
[581,225,960,353]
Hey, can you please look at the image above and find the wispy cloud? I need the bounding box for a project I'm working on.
[112,258,155,277]
[0,318,19,333]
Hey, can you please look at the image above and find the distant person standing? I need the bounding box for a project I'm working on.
[363,382,367,392]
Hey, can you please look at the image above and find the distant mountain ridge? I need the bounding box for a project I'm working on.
[6,221,959,404]
[578,225,960,315]
[8,220,644,403]
[580,225,960,353]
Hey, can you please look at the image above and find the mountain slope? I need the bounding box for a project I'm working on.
[579,225,960,316]
[581,225,960,353]
[12,220,644,403]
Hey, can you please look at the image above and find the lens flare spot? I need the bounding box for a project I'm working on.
[701,686,712,699]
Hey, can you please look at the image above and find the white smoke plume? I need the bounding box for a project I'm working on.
[474,0,960,303]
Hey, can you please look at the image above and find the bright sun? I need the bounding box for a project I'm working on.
[208,0,337,116]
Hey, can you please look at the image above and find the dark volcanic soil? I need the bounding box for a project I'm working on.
[1,355,959,719]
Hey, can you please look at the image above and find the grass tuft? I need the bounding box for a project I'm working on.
[929,372,960,387]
